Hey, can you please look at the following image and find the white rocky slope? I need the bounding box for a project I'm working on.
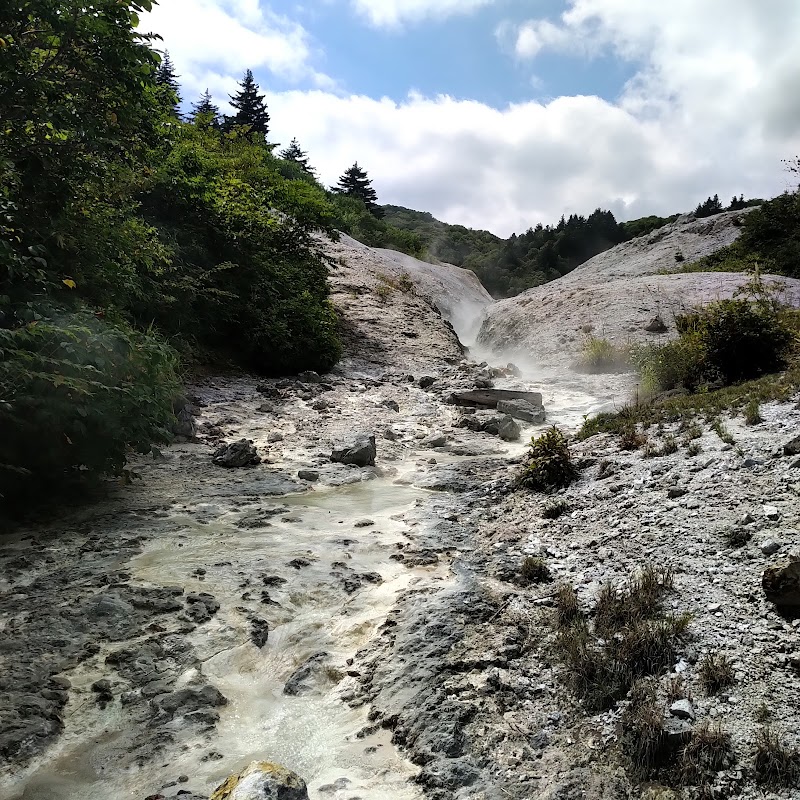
[477,210,800,378]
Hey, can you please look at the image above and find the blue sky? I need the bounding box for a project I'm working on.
[264,1,637,108]
[145,0,800,236]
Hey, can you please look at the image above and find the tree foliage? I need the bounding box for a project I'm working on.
[190,88,220,129]
[225,69,270,138]
[333,162,384,218]
[0,2,342,507]
[279,137,314,175]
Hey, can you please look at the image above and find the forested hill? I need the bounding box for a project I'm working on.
[383,195,763,298]
[383,204,680,297]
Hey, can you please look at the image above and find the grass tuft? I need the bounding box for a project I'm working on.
[753,727,800,788]
[520,556,551,586]
[541,499,570,519]
[698,652,735,695]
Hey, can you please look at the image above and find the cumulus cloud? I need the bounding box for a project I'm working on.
[142,0,333,101]
[350,0,496,29]
[146,0,800,237]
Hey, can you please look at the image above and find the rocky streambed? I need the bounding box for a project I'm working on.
[3,227,800,800]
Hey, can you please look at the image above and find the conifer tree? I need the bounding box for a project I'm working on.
[279,138,314,175]
[333,162,383,218]
[225,69,270,137]
[190,89,220,129]
[154,50,181,116]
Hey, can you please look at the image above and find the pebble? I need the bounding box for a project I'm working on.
[760,539,781,555]
[763,504,780,520]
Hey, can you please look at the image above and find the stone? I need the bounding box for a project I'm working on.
[644,315,668,333]
[297,470,320,482]
[297,371,322,384]
[381,399,400,412]
[267,432,284,443]
[496,399,546,424]
[213,440,260,468]
[331,434,376,467]
[783,434,800,456]
[383,427,399,441]
[211,761,309,800]
[249,618,269,649]
[764,505,780,521]
[669,699,696,721]
[421,434,447,448]
[763,560,800,609]
[481,415,521,442]
[283,652,328,696]
[354,519,374,528]
[667,487,688,499]
[761,539,782,556]
[418,376,436,389]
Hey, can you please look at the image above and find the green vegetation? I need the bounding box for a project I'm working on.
[753,728,800,789]
[552,565,690,712]
[0,0,343,507]
[541,498,571,519]
[576,335,631,373]
[333,162,384,218]
[518,427,579,492]
[519,556,551,586]
[698,652,735,695]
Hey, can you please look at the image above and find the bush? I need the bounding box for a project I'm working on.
[542,498,570,518]
[632,297,794,393]
[753,727,800,788]
[0,311,180,505]
[698,652,734,694]
[520,556,551,585]
[576,335,631,373]
[518,427,579,492]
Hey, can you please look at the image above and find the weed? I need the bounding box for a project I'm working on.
[518,427,579,492]
[698,653,735,695]
[520,556,551,585]
[375,281,393,302]
[679,722,734,786]
[744,397,763,425]
[554,583,582,628]
[620,424,648,450]
[675,250,686,263]
[710,418,735,445]
[666,674,689,703]
[687,441,702,456]
[396,272,415,293]
[684,422,703,440]
[661,435,678,455]
[553,566,688,713]
[755,703,772,723]
[577,335,632,374]
[620,682,667,777]
[753,727,800,788]
[542,499,570,519]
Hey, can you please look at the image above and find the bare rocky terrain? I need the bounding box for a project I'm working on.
[2,220,800,800]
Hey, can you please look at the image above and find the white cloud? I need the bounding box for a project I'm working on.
[141,0,333,100]
[145,0,800,238]
[350,0,495,29]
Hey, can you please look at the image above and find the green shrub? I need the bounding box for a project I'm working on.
[0,311,180,505]
[518,427,579,492]
[632,298,794,394]
[576,335,631,373]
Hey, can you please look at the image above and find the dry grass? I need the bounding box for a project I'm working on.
[679,722,734,786]
[698,652,735,695]
[541,499,570,519]
[753,727,800,788]
[520,556,551,586]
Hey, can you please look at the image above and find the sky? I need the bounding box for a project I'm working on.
[143,0,800,237]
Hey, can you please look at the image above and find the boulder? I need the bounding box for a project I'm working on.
[482,415,521,442]
[421,433,447,448]
[297,469,319,482]
[211,761,309,800]
[763,559,800,609]
[784,434,800,456]
[331,434,376,467]
[645,315,668,333]
[496,399,546,424]
[213,439,260,468]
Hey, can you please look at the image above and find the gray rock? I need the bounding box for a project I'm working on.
[267,432,284,443]
[645,315,668,333]
[283,652,328,696]
[763,504,780,521]
[496,399,546,424]
[213,439,260,468]
[481,415,521,442]
[667,487,688,499]
[354,519,375,528]
[784,434,800,456]
[418,376,436,389]
[763,559,800,609]
[381,399,400,412]
[761,539,782,556]
[210,760,309,800]
[331,433,376,467]
[669,699,695,720]
[383,427,399,441]
[421,433,448,448]
[297,371,322,384]
[297,469,320,482]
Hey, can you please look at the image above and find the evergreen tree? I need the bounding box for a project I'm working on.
[279,137,314,175]
[333,162,383,218]
[154,50,181,116]
[225,69,270,137]
[695,193,724,218]
[190,89,220,129]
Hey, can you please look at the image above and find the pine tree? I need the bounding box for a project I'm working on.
[154,50,181,117]
[279,137,314,175]
[333,162,383,218]
[225,69,270,137]
[190,89,220,129]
